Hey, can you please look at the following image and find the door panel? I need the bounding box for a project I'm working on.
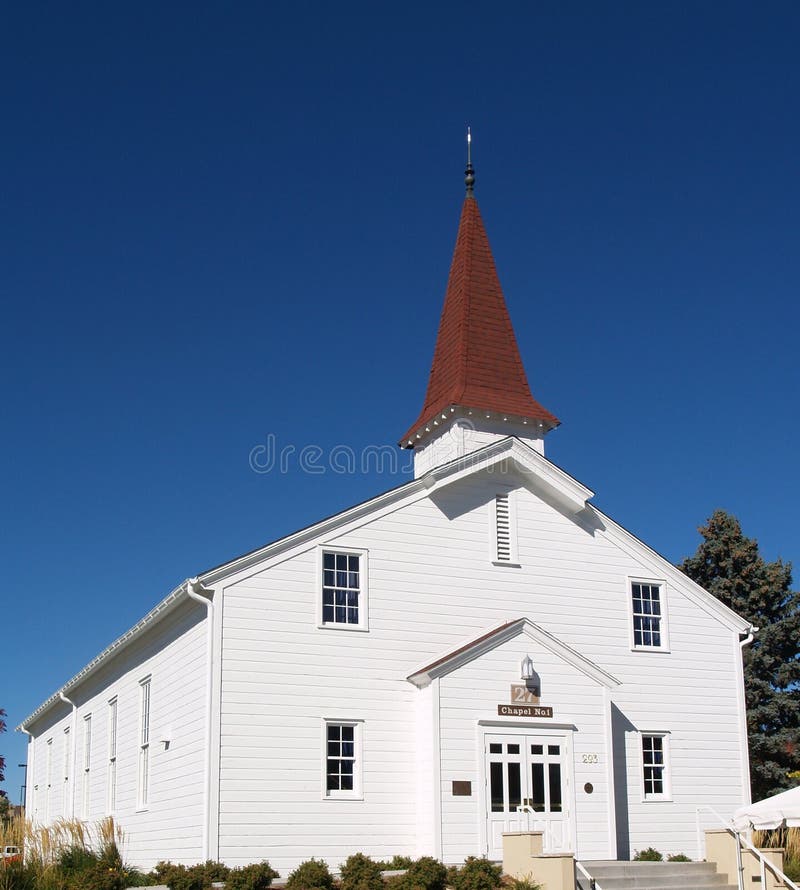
[485,733,571,858]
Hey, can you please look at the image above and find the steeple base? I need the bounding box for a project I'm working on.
[411,408,547,478]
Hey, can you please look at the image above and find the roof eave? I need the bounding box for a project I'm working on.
[400,404,561,450]
[16,581,190,731]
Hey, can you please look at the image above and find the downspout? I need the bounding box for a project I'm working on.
[737,625,758,810]
[18,725,32,820]
[59,692,78,819]
[186,577,214,861]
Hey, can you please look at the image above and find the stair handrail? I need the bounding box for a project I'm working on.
[574,859,602,890]
[696,804,799,890]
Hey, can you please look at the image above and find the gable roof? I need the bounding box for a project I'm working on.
[401,195,559,447]
[406,617,621,689]
[18,435,751,730]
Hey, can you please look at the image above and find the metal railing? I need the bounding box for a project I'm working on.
[575,859,602,890]
[696,805,799,890]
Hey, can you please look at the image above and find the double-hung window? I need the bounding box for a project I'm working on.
[63,727,71,817]
[138,677,151,808]
[318,547,368,630]
[107,697,118,813]
[630,580,668,650]
[324,720,362,799]
[45,738,52,823]
[641,732,670,800]
[82,715,92,820]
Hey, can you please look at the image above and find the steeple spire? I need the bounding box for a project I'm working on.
[465,127,475,196]
[400,154,559,470]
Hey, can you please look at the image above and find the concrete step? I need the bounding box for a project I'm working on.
[576,875,729,890]
[582,861,714,871]
[577,861,731,890]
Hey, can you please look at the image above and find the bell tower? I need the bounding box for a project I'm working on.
[400,139,559,477]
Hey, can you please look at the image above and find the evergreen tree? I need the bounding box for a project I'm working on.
[681,510,800,800]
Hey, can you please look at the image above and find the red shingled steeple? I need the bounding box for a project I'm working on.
[401,193,559,448]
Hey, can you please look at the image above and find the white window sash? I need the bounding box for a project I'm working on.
[316,546,369,631]
[321,719,363,800]
[138,678,151,808]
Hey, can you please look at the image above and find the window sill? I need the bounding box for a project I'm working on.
[492,561,521,569]
[317,623,369,632]
[135,807,150,813]
[642,796,672,803]
[323,793,364,801]
[631,645,671,654]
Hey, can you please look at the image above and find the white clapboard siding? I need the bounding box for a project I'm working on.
[23,455,747,872]
[438,634,610,861]
[218,465,746,870]
[25,599,208,869]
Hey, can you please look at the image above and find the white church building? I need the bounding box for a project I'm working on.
[18,160,754,874]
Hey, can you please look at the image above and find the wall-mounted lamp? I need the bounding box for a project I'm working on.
[520,655,535,681]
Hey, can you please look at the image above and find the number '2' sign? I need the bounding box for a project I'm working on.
[510,683,540,704]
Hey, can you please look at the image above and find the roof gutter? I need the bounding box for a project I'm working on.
[186,577,215,861]
[16,580,189,731]
[740,625,758,648]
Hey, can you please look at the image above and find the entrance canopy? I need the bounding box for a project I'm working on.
[733,786,800,830]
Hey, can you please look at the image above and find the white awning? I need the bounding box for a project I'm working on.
[733,786,800,831]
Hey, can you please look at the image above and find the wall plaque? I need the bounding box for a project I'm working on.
[497,704,553,718]
[452,781,472,796]
[510,683,540,704]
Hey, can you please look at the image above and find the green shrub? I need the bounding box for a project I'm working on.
[449,857,502,890]
[445,865,461,887]
[0,860,36,890]
[504,876,542,890]
[286,858,335,890]
[225,862,280,890]
[340,854,384,890]
[395,857,447,890]
[666,854,691,863]
[58,844,100,876]
[633,849,662,862]
[153,862,176,880]
[124,868,160,886]
[163,864,203,890]
[376,855,414,872]
[784,858,800,883]
[164,862,231,890]
[73,862,127,890]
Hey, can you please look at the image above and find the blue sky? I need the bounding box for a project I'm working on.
[2,2,799,802]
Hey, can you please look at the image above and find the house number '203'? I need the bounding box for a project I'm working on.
[582,754,599,764]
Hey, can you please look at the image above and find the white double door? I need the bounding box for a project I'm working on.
[485,731,572,859]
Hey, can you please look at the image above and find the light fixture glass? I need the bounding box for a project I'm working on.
[521,655,535,681]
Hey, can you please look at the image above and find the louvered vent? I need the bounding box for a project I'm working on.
[495,494,512,562]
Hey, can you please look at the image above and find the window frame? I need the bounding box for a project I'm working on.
[82,714,92,820]
[628,577,670,652]
[107,696,118,814]
[137,676,151,811]
[316,546,369,632]
[63,726,71,817]
[45,738,53,823]
[321,718,364,800]
[640,731,671,802]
